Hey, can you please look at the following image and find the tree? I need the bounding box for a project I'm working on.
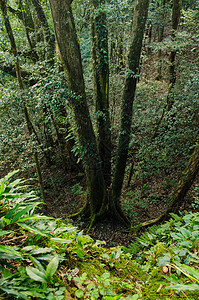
[167,144,199,214]
[0,0,45,200]
[31,0,55,63]
[49,0,149,226]
[91,0,111,188]
[167,0,181,110]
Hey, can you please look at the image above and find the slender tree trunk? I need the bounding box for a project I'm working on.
[111,0,149,226]
[0,0,45,201]
[19,0,39,62]
[167,0,181,110]
[142,144,199,228]
[42,102,54,166]
[167,144,199,213]
[156,0,167,80]
[8,0,38,62]
[146,22,152,56]
[50,102,82,172]
[91,0,111,188]
[151,0,181,139]
[31,0,55,63]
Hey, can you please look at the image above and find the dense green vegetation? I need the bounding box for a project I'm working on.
[0,0,199,298]
[0,171,199,299]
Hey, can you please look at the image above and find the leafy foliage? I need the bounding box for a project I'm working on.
[126,212,199,298]
[0,171,199,299]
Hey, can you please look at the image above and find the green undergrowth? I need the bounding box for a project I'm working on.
[0,171,199,299]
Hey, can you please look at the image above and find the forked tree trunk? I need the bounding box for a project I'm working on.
[50,0,149,227]
[91,0,111,188]
[111,0,149,226]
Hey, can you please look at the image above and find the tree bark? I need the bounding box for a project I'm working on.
[49,0,106,222]
[156,0,167,80]
[18,0,39,62]
[141,144,199,228]
[111,0,149,226]
[91,0,111,188]
[31,0,55,63]
[167,144,199,213]
[0,0,45,201]
[167,0,181,110]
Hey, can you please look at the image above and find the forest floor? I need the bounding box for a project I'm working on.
[43,164,198,248]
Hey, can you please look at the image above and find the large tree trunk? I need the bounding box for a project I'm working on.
[111,0,149,226]
[49,0,107,223]
[49,0,149,227]
[91,0,111,188]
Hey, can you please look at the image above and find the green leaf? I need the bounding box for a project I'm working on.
[180,264,199,281]
[17,223,48,236]
[1,170,20,184]
[5,204,21,219]
[75,289,84,298]
[46,256,59,281]
[28,255,45,273]
[18,215,52,222]
[171,263,199,283]
[157,253,171,266]
[0,182,5,196]
[30,247,54,255]
[12,204,37,222]
[177,227,191,239]
[166,284,199,291]
[53,226,77,234]
[50,238,72,244]
[1,287,30,300]
[127,295,139,300]
[26,266,46,283]
[0,229,13,236]
[170,213,182,221]
[0,245,23,259]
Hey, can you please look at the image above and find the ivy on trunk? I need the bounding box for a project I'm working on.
[49,0,149,227]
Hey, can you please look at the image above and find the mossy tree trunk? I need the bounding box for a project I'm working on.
[8,0,39,62]
[31,0,55,63]
[167,0,181,110]
[49,0,149,227]
[49,0,107,222]
[19,0,39,62]
[111,0,149,226]
[0,0,45,201]
[141,144,199,228]
[91,0,111,188]
[167,144,199,214]
[156,0,167,80]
